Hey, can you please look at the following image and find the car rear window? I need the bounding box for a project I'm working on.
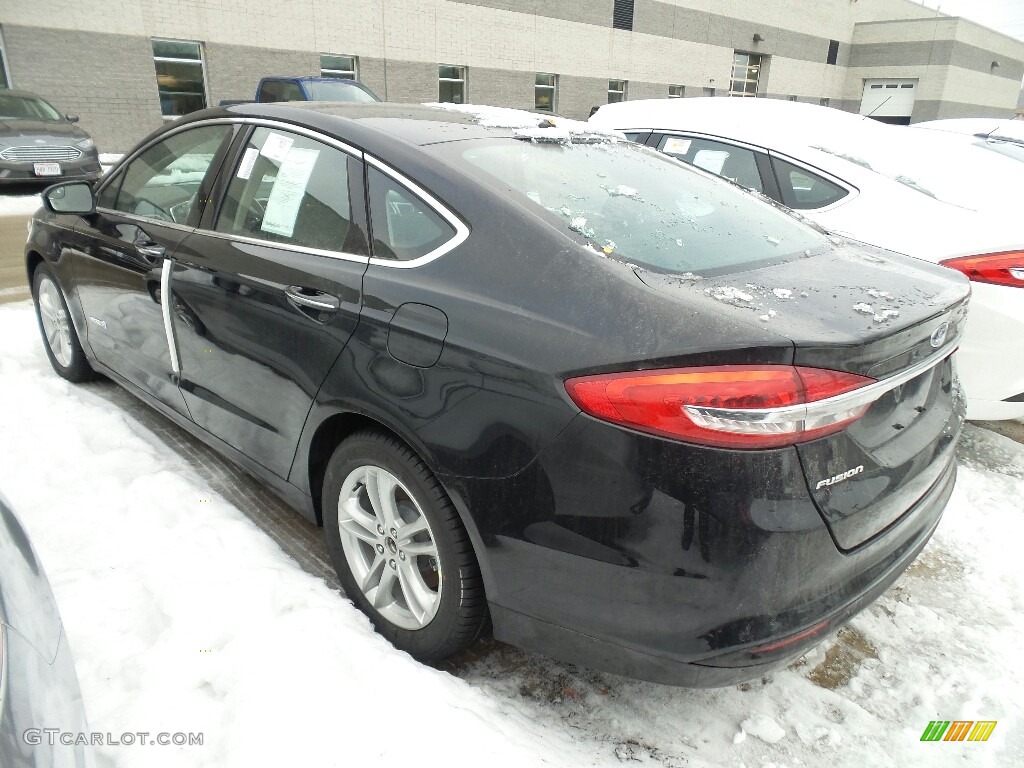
[432,138,828,274]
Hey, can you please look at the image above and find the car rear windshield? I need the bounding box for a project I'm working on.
[0,94,62,121]
[432,138,828,274]
[306,81,379,103]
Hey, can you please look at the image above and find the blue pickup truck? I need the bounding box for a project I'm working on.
[220,77,381,106]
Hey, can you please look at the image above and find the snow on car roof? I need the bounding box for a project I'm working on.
[428,102,626,143]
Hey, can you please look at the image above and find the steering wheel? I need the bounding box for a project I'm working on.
[133,198,174,223]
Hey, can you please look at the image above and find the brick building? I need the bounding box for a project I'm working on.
[1,0,1022,151]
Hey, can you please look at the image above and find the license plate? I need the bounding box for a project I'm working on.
[33,162,62,176]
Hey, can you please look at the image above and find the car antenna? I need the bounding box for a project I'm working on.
[862,94,893,120]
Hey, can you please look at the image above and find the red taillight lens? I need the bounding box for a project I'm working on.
[564,365,876,449]
[941,251,1024,288]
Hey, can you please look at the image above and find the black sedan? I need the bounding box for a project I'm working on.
[25,102,969,686]
[0,90,102,185]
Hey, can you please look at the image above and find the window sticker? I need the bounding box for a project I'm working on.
[260,147,319,238]
[663,137,692,156]
[260,132,294,164]
[236,147,259,180]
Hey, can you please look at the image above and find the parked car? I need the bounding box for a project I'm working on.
[26,102,968,686]
[219,76,380,107]
[0,89,102,185]
[913,117,1024,145]
[913,117,1024,164]
[0,493,91,768]
[590,98,1024,421]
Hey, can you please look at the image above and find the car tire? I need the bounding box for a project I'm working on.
[322,430,488,661]
[32,264,96,383]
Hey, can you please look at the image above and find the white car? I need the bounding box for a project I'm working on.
[912,118,1024,165]
[590,98,1024,421]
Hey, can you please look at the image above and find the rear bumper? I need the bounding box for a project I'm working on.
[489,462,952,686]
[442,412,958,687]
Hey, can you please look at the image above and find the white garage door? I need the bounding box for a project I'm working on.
[860,79,918,119]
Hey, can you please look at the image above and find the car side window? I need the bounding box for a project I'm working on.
[367,167,456,261]
[771,157,849,210]
[215,127,359,253]
[102,125,232,224]
[657,135,764,193]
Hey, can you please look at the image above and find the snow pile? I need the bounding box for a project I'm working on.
[1,299,1023,768]
[426,103,624,143]
[0,193,42,217]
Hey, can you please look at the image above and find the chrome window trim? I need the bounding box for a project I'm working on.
[95,117,361,201]
[684,339,956,427]
[364,154,470,269]
[160,259,180,375]
[95,118,368,262]
[94,207,195,233]
[199,229,369,264]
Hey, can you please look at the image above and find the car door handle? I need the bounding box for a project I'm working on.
[136,242,166,260]
[285,286,340,312]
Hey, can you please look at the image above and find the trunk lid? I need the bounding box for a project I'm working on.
[636,243,970,549]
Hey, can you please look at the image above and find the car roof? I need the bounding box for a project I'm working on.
[266,76,368,85]
[0,88,51,100]
[589,97,885,154]
[192,101,618,148]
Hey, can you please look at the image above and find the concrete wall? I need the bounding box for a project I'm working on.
[1,0,1022,148]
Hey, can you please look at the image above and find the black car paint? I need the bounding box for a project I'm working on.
[25,103,969,685]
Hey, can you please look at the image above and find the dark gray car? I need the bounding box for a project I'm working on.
[0,493,91,767]
[0,90,102,185]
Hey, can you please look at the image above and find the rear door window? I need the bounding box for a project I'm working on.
[100,124,232,224]
[215,126,362,254]
[366,167,457,261]
[657,135,765,193]
[771,157,849,209]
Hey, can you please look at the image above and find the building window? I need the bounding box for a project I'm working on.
[827,40,839,66]
[320,54,357,80]
[0,28,10,88]
[613,0,635,31]
[535,73,557,112]
[820,98,830,107]
[438,65,466,104]
[703,87,716,97]
[608,79,627,103]
[729,52,762,97]
[668,85,684,98]
[788,95,798,101]
[152,39,207,117]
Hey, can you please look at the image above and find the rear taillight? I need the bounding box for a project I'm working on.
[941,251,1024,288]
[564,365,876,449]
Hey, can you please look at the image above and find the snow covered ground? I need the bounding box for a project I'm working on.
[0,300,1021,768]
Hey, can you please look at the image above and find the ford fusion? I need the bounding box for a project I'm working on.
[25,103,968,686]
[0,89,102,185]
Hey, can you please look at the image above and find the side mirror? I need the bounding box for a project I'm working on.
[65,114,80,123]
[43,182,95,215]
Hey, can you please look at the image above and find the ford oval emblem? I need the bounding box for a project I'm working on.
[930,322,949,348]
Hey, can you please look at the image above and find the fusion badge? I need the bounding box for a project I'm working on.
[815,465,864,491]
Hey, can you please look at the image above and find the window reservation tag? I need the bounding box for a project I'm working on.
[260,132,294,163]
[236,147,259,179]
[260,147,319,238]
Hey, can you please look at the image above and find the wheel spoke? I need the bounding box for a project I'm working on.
[59,332,71,362]
[402,540,438,557]
[366,469,400,529]
[371,565,397,609]
[395,516,429,546]
[397,560,437,624]
[47,327,59,347]
[360,553,386,593]
[339,496,380,539]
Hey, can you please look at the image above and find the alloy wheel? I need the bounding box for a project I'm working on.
[37,276,73,367]
[336,465,442,630]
